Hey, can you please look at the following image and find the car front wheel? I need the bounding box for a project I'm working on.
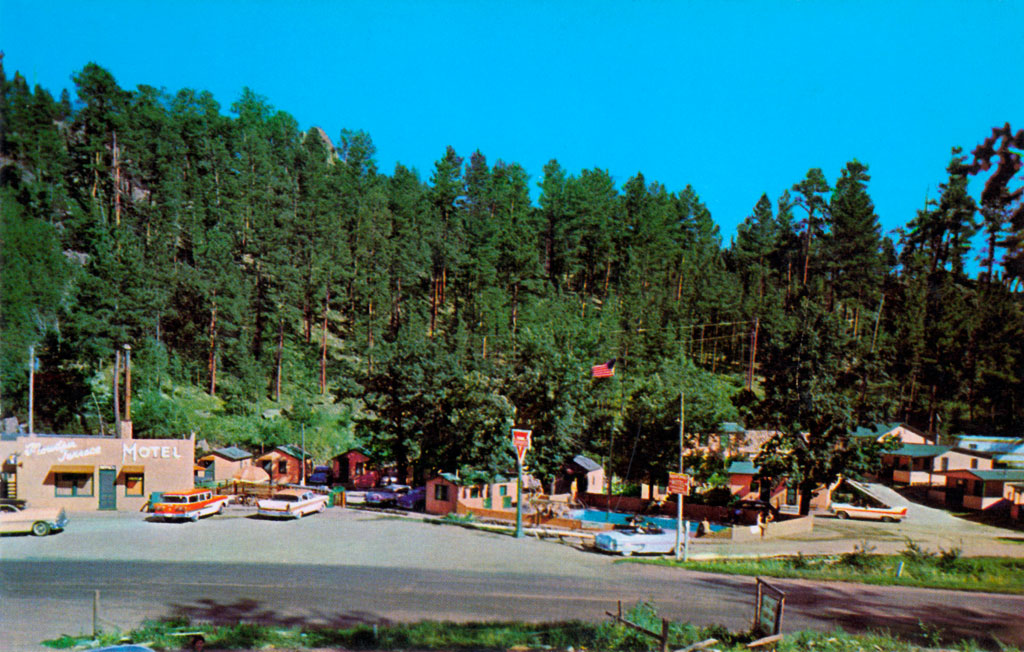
[835,511,849,520]
[31,521,50,536]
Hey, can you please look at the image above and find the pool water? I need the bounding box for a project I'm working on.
[570,509,722,533]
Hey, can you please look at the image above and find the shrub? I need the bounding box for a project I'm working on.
[839,540,877,569]
[901,537,935,563]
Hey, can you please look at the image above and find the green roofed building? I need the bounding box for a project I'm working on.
[941,468,1024,511]
[882,443,993,486]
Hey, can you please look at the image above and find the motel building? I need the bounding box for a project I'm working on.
[0,430,195,512]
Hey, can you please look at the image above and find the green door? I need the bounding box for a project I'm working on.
[98,468,117,510]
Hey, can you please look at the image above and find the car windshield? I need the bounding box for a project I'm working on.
[271,494,299,502]
[162,495,188,503]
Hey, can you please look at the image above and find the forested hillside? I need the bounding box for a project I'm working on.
[2,61,1021,486]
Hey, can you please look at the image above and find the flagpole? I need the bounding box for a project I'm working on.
[515,454,524,538]
[676,389,684,561]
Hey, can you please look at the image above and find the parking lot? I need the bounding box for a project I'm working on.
[5,493,1024,564]
[3,501,1024,651]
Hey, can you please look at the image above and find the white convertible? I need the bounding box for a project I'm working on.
[257,488,328,519]
[594,525,679,556]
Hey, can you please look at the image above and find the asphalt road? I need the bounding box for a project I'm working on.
[2,506,1023,650]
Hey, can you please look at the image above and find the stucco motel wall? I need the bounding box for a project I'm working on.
[0,435,195,511]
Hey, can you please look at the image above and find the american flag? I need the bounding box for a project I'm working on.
[591,358,616,378]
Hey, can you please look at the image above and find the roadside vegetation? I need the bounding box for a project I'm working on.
[639,538,1024,594]
[42,603,1018,651]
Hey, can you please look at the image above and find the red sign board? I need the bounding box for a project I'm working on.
[667,472,690,495]
[511,428,532,464]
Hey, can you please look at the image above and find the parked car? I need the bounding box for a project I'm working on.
[365,483,410,506]
[828,501,907,522]
[0,503,68,536]
[828,479,907,522]
[152,489,229,522]
[594,523,677,556]
[257,489,328,518]
[396,486,426,511]
[307,465,332,487]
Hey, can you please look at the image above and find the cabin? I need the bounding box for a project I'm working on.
[257,445,310,485]
[196,446,253,483]
[1007,483,1024,521]
[726,460,761,499]
[881,444,993,486]
[937,468,1024,511]
[954,436,1024,467]
[425,472,518,516]
[851,422,933,445]
[553,455,605,496]
[332,450,380,488]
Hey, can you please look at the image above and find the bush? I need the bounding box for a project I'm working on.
[901,537,934,563]
[839,540,878,569]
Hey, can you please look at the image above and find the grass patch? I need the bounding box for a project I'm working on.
[41,603,1019,651]
[637,538,1024,594]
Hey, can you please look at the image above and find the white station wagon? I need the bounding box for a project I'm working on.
[257,489,328,519]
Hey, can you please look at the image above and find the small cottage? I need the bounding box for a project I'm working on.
[197,446,253,483]
[938,468,1024,510]
[851,422,933,445]
[332,450,379,488]
[1007,483,1024,521]
[257,445,310,485]
[954,436,1024,467]
[553,455,605,496]
[425,472,518,515]
[882,444,994,486]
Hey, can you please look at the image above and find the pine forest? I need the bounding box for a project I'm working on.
[2,62,1022,490]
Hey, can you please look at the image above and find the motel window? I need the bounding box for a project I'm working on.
[278,460,288,474]
[499,485,508,496]
[469,487,480,499]
[124,473,144,497]
[434,484,449,502]
[970,459,978,469]
[941,458,949,472]
[55,473,93,497]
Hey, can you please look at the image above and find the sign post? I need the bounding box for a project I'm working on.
[668,471,690,560]
[511,428,532,539]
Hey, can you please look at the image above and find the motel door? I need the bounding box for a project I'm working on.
[98,467,117,510]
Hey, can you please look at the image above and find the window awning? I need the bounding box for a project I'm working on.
[120,465,145,474]
[49,464,94,474]
[193,465,206,471]
[198,455,217,462]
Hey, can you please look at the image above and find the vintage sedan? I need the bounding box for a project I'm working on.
[396,486,426,511]
[365,483,410,506]
[152,489,230,522]
[594,525,679,556]
[0,503,69,536]
[257,488,328,518]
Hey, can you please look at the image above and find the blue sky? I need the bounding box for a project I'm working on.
[2,0,1021,247]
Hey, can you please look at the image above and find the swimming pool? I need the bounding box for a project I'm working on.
[570,509,721,533]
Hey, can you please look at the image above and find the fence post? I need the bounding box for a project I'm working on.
[93,590,99,638]
[660,618,670,652]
